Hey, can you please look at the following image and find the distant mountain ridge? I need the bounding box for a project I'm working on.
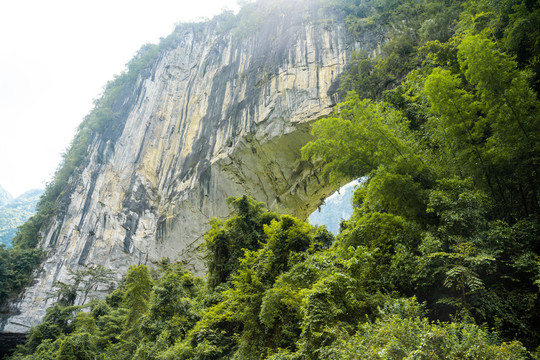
[0,188,43,247]
[0,185,13,207]
[309,179,362,234]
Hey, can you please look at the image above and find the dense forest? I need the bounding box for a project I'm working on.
[2,0,539,358]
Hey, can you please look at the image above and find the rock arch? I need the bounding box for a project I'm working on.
[1,3,384,334]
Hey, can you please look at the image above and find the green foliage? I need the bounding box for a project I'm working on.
[22,304,81,354]
[0,245,42,311]
[352,166,433,224]
[332,298,527,360]
[140,264,203,346]
[124,265,153,329]
[186,214,327,360]
[47,265,115,307]
[204,195,280,289]
[301,0,540,350]
[338,0,465,100]
[10,198,536,359]
[422,32,539,219]
[301,96,419,184]
[56,332,98,360]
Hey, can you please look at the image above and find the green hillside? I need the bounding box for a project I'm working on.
[0,189,43,247]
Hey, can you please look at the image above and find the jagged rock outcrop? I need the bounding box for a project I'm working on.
[1,1,384,334]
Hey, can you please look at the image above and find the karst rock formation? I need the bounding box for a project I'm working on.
[1,1,383,335]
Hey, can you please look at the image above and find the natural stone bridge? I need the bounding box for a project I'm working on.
[1,1,384,335]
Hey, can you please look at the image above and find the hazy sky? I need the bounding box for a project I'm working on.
[0,0,241,197]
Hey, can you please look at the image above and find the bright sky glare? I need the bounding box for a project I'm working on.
[0,0,241,197]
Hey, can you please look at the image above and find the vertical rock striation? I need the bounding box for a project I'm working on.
[1,1,384,333]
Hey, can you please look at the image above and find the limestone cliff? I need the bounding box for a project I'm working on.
[1,1,384,334]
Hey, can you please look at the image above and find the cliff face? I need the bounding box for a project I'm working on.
[1,2,383,334]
